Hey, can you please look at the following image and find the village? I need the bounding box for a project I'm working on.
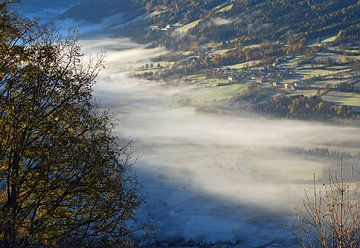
[133,33,360,117]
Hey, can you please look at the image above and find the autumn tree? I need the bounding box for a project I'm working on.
[0,1,142,247]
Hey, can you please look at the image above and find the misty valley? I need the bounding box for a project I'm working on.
[84,36,360,248]
[2,0,360,247]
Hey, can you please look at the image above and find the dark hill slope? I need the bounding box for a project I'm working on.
[119,0,360,50]
[61,0,360,48]
[62,0,144,22]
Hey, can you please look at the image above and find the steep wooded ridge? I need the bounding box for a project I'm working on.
[69,0,360,121]
[20,0,79,8]
[62,0,144,22]
[122,0,360,48]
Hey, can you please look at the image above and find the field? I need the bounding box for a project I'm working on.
[183,74,207,83]
[204,42,222,48]
[321,34,338,43]
[322,91,360,107]
[226,60,261,69]
[211,48,235,55]
[282,56,304,68]
[173,84,249,108]
[150,9,168,17]
[288,90,319,97]
[308,34,339,47]
[296,67,352,80]
[215,4,233,13]
[176,19,202,33]
[204,78,232,87]
[183,74,236,87]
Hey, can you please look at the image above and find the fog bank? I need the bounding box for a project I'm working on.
[81,37,360,245]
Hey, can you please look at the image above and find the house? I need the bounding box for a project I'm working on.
[180,56,199,63]
[256,76,265,84]
[160,24,173,31]
[228,76,233,81]
[284,82,296,90]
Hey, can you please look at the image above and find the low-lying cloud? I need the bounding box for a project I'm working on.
[79,37,360,244]
[211,17,232,26]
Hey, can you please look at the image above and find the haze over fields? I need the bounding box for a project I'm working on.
[16,0,360,246]
[83,36,360,246]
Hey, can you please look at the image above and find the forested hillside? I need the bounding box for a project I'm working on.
[20,0,79,8]
[65,0,360,47]
[123,0,360,121]
[121,0,360,48]
[62,0,144,22]
[64,0,360,121]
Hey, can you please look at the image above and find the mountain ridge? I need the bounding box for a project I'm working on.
[64,0,360,122]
